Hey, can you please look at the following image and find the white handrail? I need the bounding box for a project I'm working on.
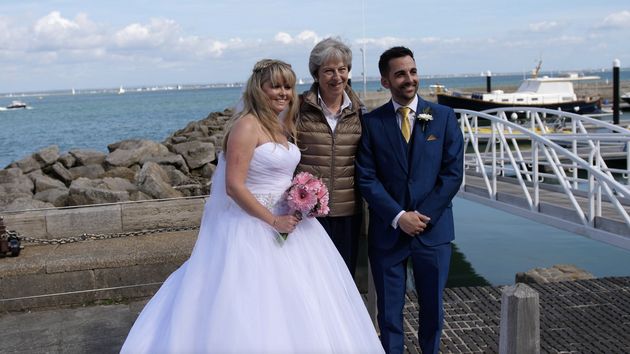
[457,109,630,233]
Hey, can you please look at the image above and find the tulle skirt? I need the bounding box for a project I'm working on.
[120,195,384,353]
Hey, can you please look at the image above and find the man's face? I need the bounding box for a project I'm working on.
[381,55,419,105]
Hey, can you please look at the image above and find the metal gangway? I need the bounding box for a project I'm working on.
[457,107,630,250]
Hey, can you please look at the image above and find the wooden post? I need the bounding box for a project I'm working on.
[499,283,540,354]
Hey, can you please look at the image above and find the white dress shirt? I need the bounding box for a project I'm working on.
[318,90,352,133]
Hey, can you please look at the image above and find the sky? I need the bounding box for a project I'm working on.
[1,0,629,93]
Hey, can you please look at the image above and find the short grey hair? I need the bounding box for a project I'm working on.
[308,37,353,80]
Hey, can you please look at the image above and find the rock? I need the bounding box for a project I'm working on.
[140,153,190,174]
[102,166,136,181]
[173,184,205,196]
[102,177,137,193]
[11,155,42,174]
[130,190,152,201]
[69,164,105,180]
[208,133,224,147]
[200,162,216,179]
[2,197,54,212]
[50,162,74,184]
[135,162,183,199]
[26,169,44,180]
[69,149,106,166]
[171,136,188,144]
[515,264,595,284]
[34,188,69,207]
[67,178,130,206]
[58,153,77,169]
[161,165,194,186]
[0,168,34,194]
[0,186,33,210]
[34,145,60,166]
[32,174,67,193]
[171,141,216,170]
[105,139,170,168]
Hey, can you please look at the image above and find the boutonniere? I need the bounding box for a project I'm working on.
[416,107,433,132]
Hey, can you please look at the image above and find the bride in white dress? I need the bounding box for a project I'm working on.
[120,59,384,353]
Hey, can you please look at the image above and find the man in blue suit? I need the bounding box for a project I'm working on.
[356,46,464,354]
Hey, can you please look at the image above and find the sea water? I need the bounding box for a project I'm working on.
[2,76,629,286]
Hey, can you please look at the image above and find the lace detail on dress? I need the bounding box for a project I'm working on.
[253,192,286,212]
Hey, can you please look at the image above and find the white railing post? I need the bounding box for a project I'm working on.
[492,122,497,199]
[572,118,578,189]
[533,141,539,209]
[596,140,602,218]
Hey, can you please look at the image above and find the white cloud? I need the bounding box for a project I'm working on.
[31,11,105,51]
[295,30,319,44]
[601,10,630,28]
[528,21,559,32]
[34,11,79,33]
[274,32,292,44]
[361,36,405,48]
[273,30,319,45]
[114,18,180,48]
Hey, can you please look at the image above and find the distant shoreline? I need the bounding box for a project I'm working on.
[3,68,629,97]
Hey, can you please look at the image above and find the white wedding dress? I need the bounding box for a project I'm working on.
[121,142,384,353]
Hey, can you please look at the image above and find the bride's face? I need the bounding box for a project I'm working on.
[262,79,293,115]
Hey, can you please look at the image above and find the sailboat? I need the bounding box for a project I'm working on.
[71,88,76,95]
[118,85,126,94]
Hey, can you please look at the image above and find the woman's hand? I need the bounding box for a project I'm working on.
[272,214,301,234]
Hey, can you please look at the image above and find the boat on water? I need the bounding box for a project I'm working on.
[118,85,125,94]
[437,63,602,114]
[6,100,27,109]
[622,92,630,105]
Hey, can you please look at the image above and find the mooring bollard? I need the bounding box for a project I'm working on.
[499,283,540,354]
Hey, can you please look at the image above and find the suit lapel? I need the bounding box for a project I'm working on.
[379,101,408,174]
[409,96,429,174]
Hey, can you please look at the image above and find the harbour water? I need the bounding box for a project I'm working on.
[1,74,629,286]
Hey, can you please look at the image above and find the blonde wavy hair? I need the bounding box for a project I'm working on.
[222,59,298,152]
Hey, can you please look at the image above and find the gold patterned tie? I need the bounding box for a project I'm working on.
[399,106,411,142]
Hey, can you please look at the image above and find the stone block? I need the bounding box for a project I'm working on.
[515,264,594,284]
[0,269,95,299]
[121,198,204,231]
[94,262,181,289]
[44,204,123,237]
[1,210,48,237]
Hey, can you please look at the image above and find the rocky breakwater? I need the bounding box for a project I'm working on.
[0,110,232,212]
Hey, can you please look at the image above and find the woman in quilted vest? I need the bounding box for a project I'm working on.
[296,37,365,276]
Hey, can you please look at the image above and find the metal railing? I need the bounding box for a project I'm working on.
[457,107,630,244]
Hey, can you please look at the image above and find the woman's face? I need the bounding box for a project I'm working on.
[262,78,293,115]
[316,57,348,99]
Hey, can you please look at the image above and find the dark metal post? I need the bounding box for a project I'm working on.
[613,59,620,125]
[486,70,492,93]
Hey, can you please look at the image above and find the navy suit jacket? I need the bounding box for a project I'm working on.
[356,96,464,249]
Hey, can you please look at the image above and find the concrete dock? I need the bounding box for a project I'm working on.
[2,230,630,353]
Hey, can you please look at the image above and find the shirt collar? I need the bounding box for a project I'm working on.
[317,89,353,114]
[392,95,419,115]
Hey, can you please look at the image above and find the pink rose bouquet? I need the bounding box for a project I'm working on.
[277,172,329,241]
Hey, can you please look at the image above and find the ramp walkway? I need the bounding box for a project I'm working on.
[458,108,630,250]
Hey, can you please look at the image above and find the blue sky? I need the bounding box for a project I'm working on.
[1,0,629,93]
